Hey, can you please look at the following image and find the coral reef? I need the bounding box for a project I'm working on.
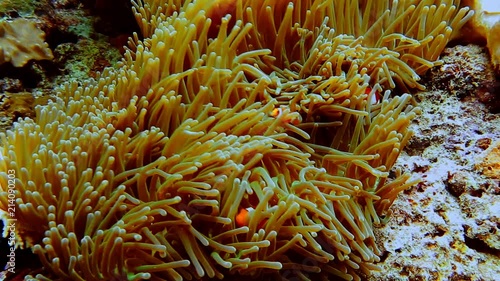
[0,18,53,67]
[0,92,53,121]
[425,44,500,112]
[476,140,500,179]
[0,1,123,133]
[369,44,500,281]
[0,0,40,16]
[0,1,479,281]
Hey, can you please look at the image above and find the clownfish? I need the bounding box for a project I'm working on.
[235,207,268,229]
[235,207,253,227]
[365,87,381,105]
[270,106,301,125]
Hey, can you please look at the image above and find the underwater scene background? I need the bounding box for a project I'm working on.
[0,0,499,280]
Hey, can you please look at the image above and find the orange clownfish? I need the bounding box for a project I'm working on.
[270,106,301,125]
[365,87,381,105]
[235,207,268,229]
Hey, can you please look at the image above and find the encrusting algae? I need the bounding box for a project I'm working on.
[0,1,473,280]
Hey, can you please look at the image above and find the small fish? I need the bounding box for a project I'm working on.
[235,207,253,227]
[270,106,301,125]
[365,87,381,105]
[235,207,268,229]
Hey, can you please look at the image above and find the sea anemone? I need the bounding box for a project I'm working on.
[0,0,472,280]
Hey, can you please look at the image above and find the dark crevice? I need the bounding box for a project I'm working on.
[463,235,500,256]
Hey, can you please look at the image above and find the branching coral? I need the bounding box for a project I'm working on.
[0,0,472,280]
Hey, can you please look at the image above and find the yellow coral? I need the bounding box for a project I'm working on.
[0,18,53,67]
[461,0,500,70]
